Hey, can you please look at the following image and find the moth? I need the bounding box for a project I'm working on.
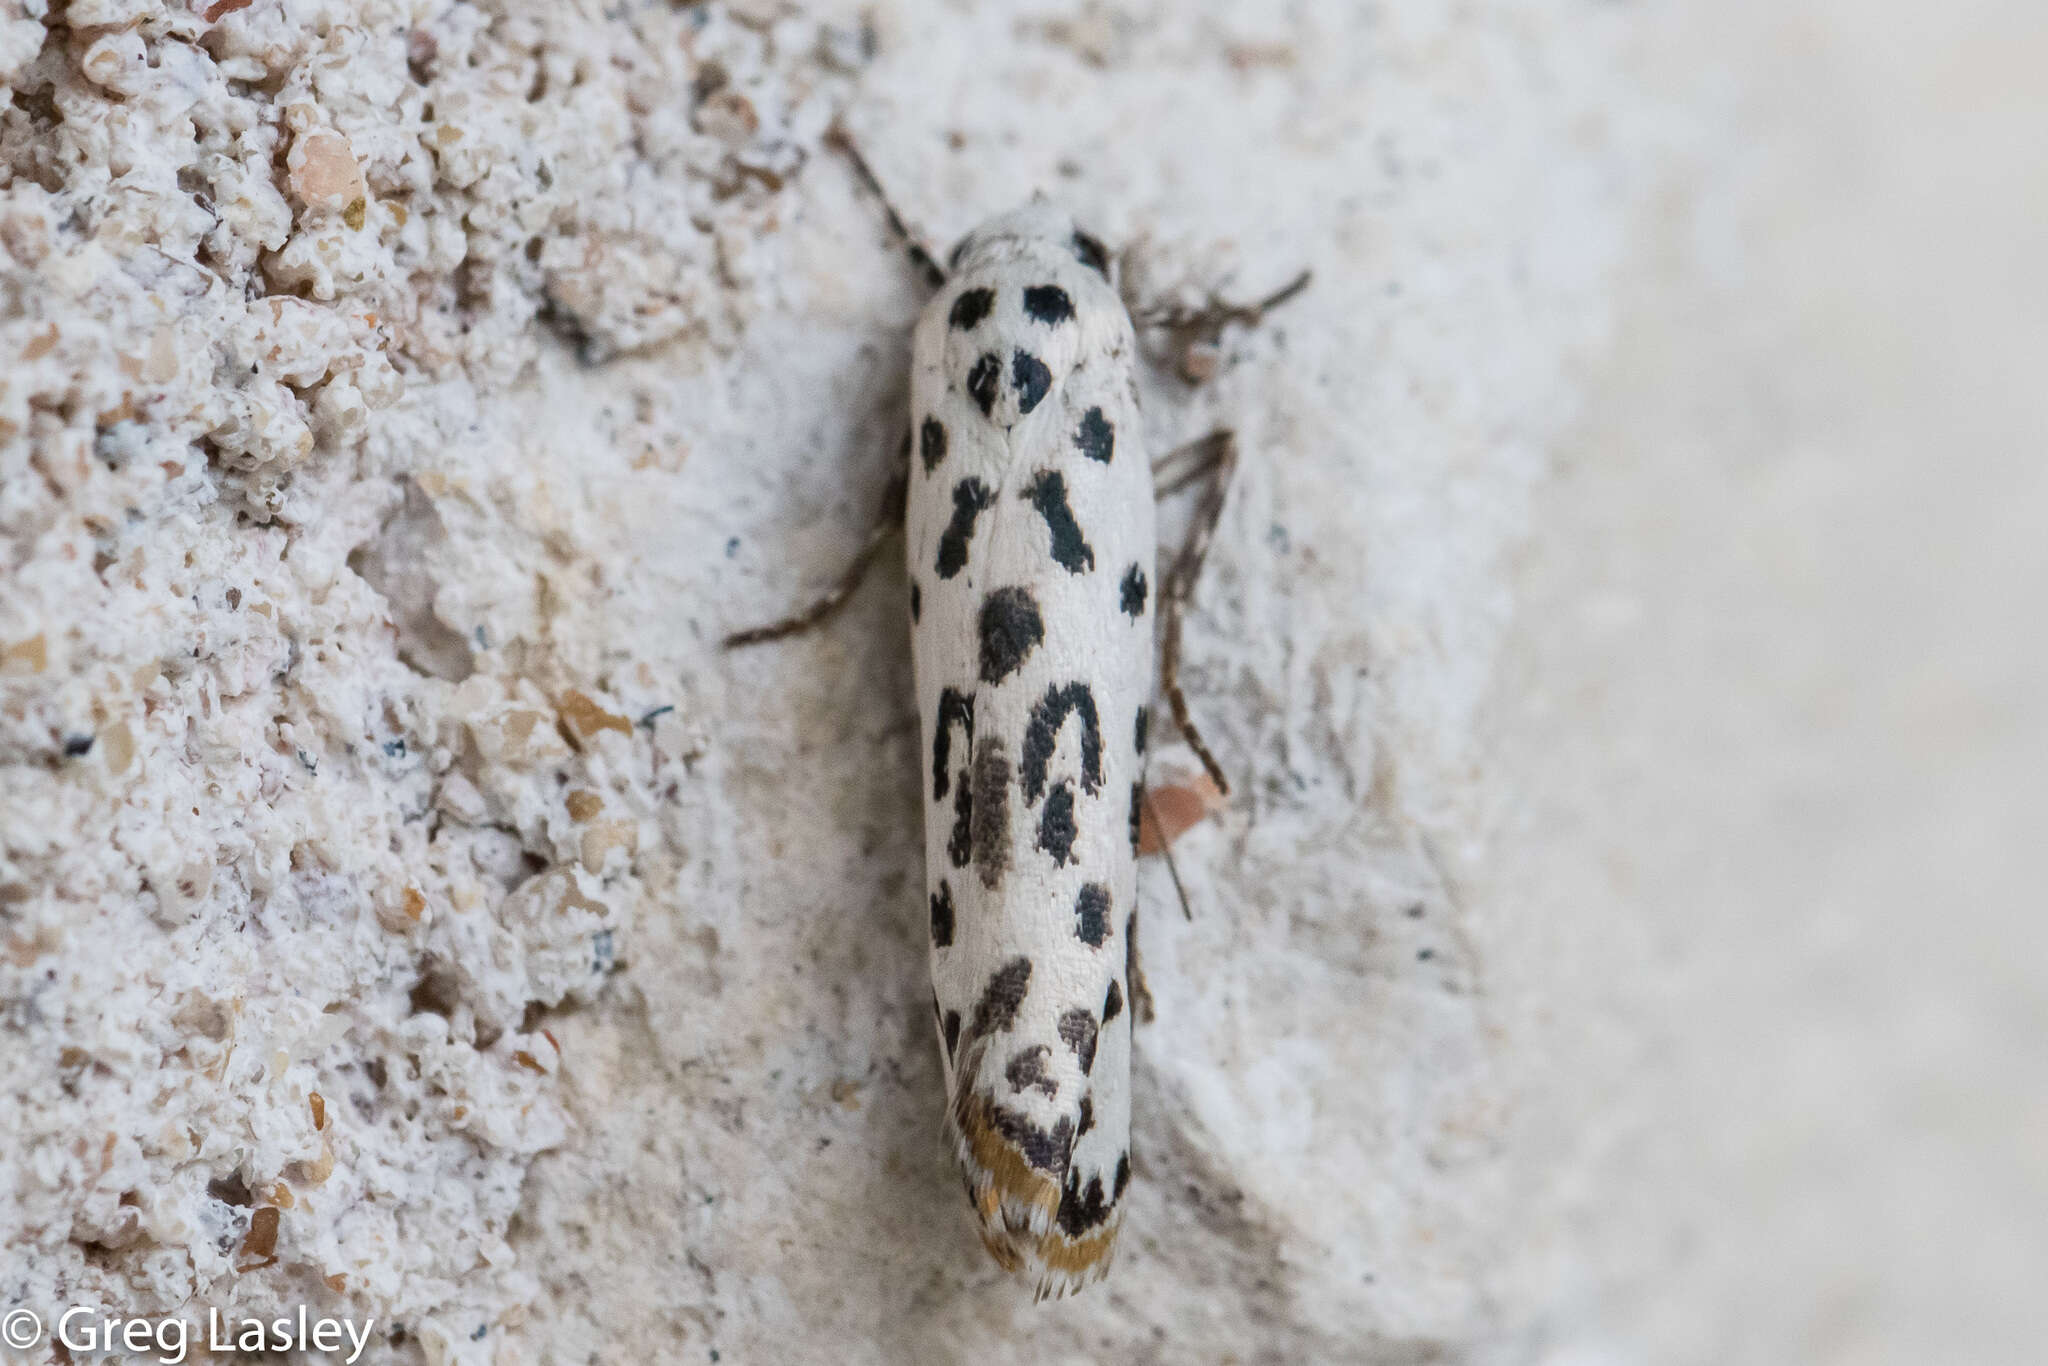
[904,201,1155,1295]
[729,135,1303,1298]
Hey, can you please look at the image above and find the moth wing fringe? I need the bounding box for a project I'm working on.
[945,1051,1123,1295]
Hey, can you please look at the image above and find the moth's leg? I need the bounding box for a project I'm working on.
[1133,269,1312,384]
[825,121,947,291]
[1132,268,1312,337]
[1151,428,1232,498]
[725,125,933,650]
[723,437,909,649]
[1157,430,1238,795]
[1141,784,1197,921]
[1127,906,1156,1025]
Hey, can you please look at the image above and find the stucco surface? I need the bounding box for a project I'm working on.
[3,1,2038,1362]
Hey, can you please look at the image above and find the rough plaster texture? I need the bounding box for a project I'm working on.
[4,0,2039,1362]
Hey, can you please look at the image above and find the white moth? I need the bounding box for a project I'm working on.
[906,201,1153,1297]
[730,158,1296,1292]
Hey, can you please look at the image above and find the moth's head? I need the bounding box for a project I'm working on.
[947,197,1113,283]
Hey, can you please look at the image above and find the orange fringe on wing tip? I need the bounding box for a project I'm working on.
[978,1226,1022,1272]
[954,1091,1062,1227]
[1030,1223,1121,1301]
[952,1066,1123,1292]
[1040,1221,1119,1277]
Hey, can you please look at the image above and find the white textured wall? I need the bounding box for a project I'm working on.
[3,1,2038,1363]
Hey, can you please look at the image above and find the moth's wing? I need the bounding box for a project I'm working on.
[909,252,1154,1297]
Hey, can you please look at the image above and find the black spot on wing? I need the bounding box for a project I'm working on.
[1076,406,1114,463]
[932,688,974,800]
[947,780,973,869]
[943,1009,962,1061]
[1074,883,1111,948]
[1057,1168,1114,1237]
[1022,681,1103,804]
[1022,469,1095,573]
[1113,1151,1131,1200]
[1023,284,1074,325]
[1011,349,1052,414]
[909,580,920,623]
[1038,780,1078,866]
[1128,782,1142,853]
[971,736,1012,891]
[1123,915,1139,1011]
[977,587,1043,683]
[936,476,995,580]
[967,352,1002,417]
[1076,1093,1095,1137]
[969,956,1033,1042]
[930,880,955,948]
[1102,978,1123,1024]
[991,1109,1075,1175]
[1006,1044,1058,1098]
[1071,230,1110,277]
[1058,1006,1099,1074]
[949,287,995,331]
[1119,563,1148,618]
[1135,706,1149,755]
[920,416,948,473]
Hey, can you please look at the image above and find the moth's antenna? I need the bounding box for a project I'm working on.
[825,120,948,291]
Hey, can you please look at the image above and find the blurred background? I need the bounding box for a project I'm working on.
[1489,3,2047,1359]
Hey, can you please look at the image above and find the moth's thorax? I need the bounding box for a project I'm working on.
[945,200,1112,281]
[913,206,1134,439]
